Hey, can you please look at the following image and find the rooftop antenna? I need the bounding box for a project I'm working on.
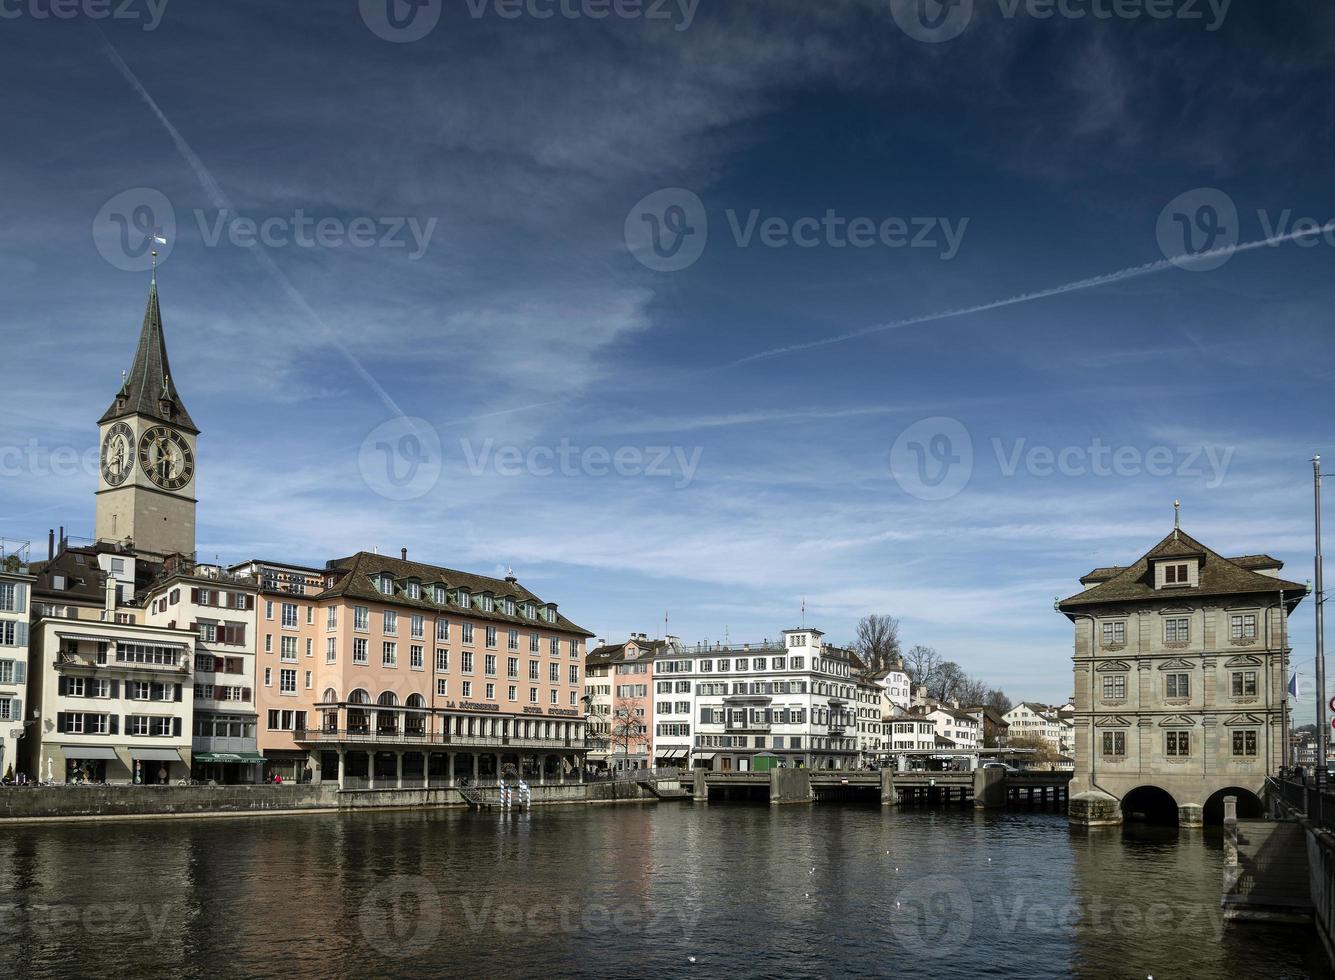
[801,596,806,626]
[1173,499,1181,539]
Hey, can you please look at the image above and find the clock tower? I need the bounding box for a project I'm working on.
[94,276,199,560]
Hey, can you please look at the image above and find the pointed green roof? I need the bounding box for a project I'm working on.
[98,281,198,434]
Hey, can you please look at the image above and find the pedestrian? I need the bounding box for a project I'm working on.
[303,766,313,784]
[158,766,167,785]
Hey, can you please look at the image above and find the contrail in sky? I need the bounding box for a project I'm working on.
[729,220,1335,368]
[100,36,408,422]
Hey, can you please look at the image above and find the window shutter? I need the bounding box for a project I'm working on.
[56,711,66,733]
[243,687,252,702]
[110,680,119,699]
[13,661,24,684]
[246,595,255,611]
[11,698,19,723]
[110,714,119,735]
[14,583,25,613]
[173,717,182,738]
[15,622,26,647]
[58,675,67,696]
[174,684,182,702]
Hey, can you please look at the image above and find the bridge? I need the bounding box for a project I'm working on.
[1220,773,1335,969]
[683,768,1071,807]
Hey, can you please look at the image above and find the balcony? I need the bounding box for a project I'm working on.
[725,721,771,733]
[57,650,188,674]
[294,729,586,751]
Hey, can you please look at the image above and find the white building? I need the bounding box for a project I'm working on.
[27,543,196,784]
[887,714,937,752]
[1004,702,1067,752]
[880,663,912,711]
[142,561,263,783]
[929,706,981,749]
[654,628,862,771]
[0,562,35,779]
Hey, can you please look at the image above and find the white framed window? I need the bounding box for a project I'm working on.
[1164,618,1190,643]
[279,669,296,694]
[326,637,337,663]
[436,649,449,672]
[1165,672,1190,699]
[281,603,298,628]
[1231,670,1258,697]
[353,638,368,665]
[383,610,398,635]
[382,642,397,667]
[1230,614,1257,641]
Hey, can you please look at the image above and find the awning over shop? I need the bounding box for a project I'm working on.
[62,745,118,760]
[656,747,686,760]
[194,752,265,763]
[54,632,115,644]
[129,748,184,762]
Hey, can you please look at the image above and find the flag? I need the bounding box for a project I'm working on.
[153,235,168,245]
[1288,673,1300,697]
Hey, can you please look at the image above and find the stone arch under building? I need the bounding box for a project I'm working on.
[1120,784,1180,825]
[1202,786,1264,825]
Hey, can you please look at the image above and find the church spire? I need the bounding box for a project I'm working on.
[99,274,198,434]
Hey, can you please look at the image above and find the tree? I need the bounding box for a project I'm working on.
[903,644,943,690]
[984,688,1013,716]
[1008,735,1058,769]
[609,700,644,764]
[930,661,968,703]
[854,614,902,673]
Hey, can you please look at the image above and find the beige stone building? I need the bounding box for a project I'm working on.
[1058,521,1306,825]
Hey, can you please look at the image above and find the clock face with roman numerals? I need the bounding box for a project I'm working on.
[138,425,194,491]
[100,421,134,487]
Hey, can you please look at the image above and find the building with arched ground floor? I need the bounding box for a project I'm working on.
[1058,517,1306,826]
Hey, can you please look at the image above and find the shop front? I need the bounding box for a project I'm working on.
[129,748,186,785]
[192,751,265,784]
[62,745,120,783]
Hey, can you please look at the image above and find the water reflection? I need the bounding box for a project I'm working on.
[0,805,1327,979]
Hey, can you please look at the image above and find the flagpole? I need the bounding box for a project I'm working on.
[1315,455,1327,789]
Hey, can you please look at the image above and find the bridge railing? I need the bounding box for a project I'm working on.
[1270,773,1335,832]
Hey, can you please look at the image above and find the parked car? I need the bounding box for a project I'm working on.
[982,762,1019,773]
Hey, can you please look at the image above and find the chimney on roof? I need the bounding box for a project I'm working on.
[48,528,54,560]
[401,548,408,561]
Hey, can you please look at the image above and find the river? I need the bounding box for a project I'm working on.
[0,803,1327,978]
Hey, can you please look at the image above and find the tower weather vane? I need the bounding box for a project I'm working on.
[150,233,167,282]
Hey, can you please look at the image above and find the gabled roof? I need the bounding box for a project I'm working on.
[317,551,594,636]
[1061,527,1306,610]
[99,282,198,434]
[585,637,674,667]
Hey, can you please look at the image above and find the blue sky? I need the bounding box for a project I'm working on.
[1,1,1332,714]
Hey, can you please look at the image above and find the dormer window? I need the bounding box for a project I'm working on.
[504,598,515,616]
[478,594,494,613]
[405,581,421,600]
[1164,563,1188,584]
[545,604,557,623]
[457,588,470,608]
[433,585,446,604]
[377,574,394,596]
